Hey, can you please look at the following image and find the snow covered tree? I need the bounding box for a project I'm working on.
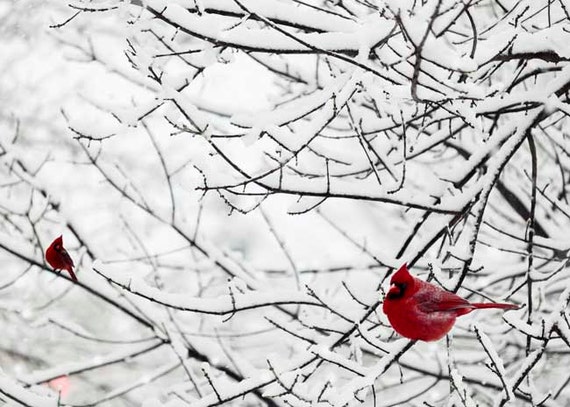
[1,0,570,405]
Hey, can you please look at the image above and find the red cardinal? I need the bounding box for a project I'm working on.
[382,263,518,341]
[45,235,77,282]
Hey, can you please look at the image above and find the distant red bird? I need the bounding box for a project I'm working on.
[382,263,518,341]
[45,235,77,282]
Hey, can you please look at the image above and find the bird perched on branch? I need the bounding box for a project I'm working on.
[382,263,518,341]
[46,235,77,282]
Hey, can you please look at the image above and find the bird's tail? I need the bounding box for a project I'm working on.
[471,302,518,310]
[66,267,78,282]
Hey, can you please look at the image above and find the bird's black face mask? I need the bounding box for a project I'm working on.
[387,282,407,300]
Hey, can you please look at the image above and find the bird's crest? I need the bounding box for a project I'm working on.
[387,263,415,300]
[391,263,413,285]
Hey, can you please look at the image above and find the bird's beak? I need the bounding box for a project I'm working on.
[386,282,406,299]
[388,283,400,295]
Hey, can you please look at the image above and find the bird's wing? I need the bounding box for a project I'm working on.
[61,249,75,268]
[416,290,473,313]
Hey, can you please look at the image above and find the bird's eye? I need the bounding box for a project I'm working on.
[386,282,406,300]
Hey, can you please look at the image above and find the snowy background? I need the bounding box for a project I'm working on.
[1,0,570,405]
